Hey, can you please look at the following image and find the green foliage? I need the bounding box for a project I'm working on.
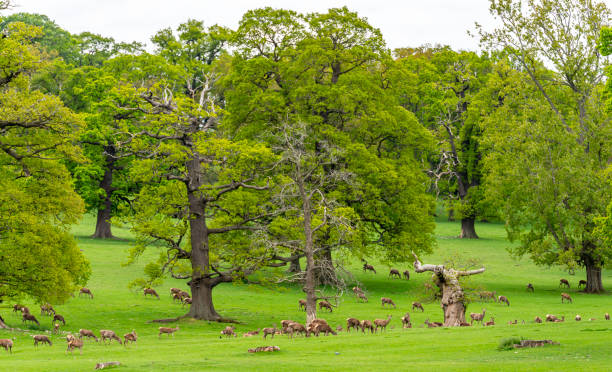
[498,336,523,351]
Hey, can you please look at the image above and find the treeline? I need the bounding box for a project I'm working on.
[1,0,612,321]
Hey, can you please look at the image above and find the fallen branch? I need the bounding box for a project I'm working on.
[95,361,121,370]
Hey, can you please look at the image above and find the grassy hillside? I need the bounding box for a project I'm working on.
[1,216,611,371]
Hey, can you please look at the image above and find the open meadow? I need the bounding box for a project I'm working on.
[1,216,611,371]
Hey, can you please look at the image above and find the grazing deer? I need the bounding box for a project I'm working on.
[575,315,581,321]
[389,269,401,279]
[534,316,543,323]
[497,295,510,306]
[286,322,307,338]
[20,306,30,314]
[318,300,333,312]
[13,304,23,312]
[381,297,396,308]
[0,339,13,353]
[561,293,572,303]
[559,279,570,288]
[53,314,66,326]
[124,330,137,345]
[526,283,534,292]
[144,288,159,299]
[40,303,55,316]
[311,322,337,336]
[403,270,410,280]
[170,287,181,295]
[171,292,182,302]
[298,299,307,311]
[479,291,496,301]
[424,319,442,328]
[363,262,376,274]
[578,280,587,288]
[360,319,375,334]
[22,313,39,326]
[605,313,610,320]
[374,315,392,332]
[65,335,83,355]
[32,335,52,347]
[346,318,360,332]
[79,287,93,299]
[470,308,486,325]
[262,326,277,339]
[79,329,98,342]
[401,312,412,328]
[182,297,192,307]
[352,286,364,295]
[220,326,237,338]
[100,330,122,345]
[412,302,424,312]
[357,292,368,302]
[484,317,495,326]
[158,326,179,337]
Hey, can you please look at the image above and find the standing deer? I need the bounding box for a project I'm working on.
[363,262,376,274]
[470,308,486,325]
[65,335,83,355]
[53,314,66,326]
[559,279,570,288]
[298,299,307,311]
[262,326,277,339]
[381,297,396,308]
[401,313,412,328]
[357,292,368,302]
[79,288,94,299]
[22,313,39,326]
[578,280,587,288]
[124,330,137,346]
[605,313,610,321]
[497,295,510,306]
[561,293,572,303]
[389,269,401,279]
[158,326,179,337]
[360,319,374,334]
[32,335,52,347]
[100,330,122,345]
[374,315,392,332]
[403,270,410,280]
[526,283,534,292]
[318,300,333,312]
[346,318,360,332]
[0,339,13,353]
[412,302,424,312]
[78,329,98,342]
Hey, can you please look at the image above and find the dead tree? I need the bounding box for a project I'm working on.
[412,252,485,327]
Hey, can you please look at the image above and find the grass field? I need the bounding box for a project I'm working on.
[1,215,611,371]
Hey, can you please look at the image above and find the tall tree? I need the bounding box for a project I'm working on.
[478,0,611,292]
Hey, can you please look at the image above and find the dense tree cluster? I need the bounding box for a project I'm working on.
[1,0,611,322]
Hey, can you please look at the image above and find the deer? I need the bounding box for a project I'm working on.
[497,295,510,306]
[32,335,52,347]
[363,262,376,274]
[360,319,375,334]
[178,290,190,300]
[280,320,295,330]
[401,313,412,328]
[158,326,179,337]
[507,319,517,325]
[484,317,495,326]
[262,326,277,339]
[559,279,570,288]
[479,291,496,301]
[0,339,13,353]
[65,334,83,355]
[124,330,137,345]
[554,316,565,323]
[53,314,66,326]
[356,292,368,302]
[470,308,486,325]
[526,283,534,292]
[144,288,160,299]
[412,302,424,312]
[534,316,543,323]
[20,306,30,314]
[79,287,93,299]
[575,315,581,321]
[424,319,441,328]
[286,322,307,338]
[79,329,98,342]
[243,329,260,337]
[22,313,39,326]
[53,323,61,334]
[381,297,396,308]
[182,297,192,307]
[374,315,392,332]
[310,322,337,336]
[100,330,122,345]
[40,303,55,316]
[389,269,401,279]
[561,293,572,303]
[578,279,587,288]
[346,318,361,332]
[170,287,182,295]
[605,313,610,320]
[545,314,558,322]
[220,326,237,338]
[12,304,23,313]
[403,270,410,280]
[318,300,333,312]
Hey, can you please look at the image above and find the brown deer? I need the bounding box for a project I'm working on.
[526,283,534,292]
[346,318,360,332]
[357,292,368,302]
[352,286,364,295]
[298,299,307,311]
[310,322,337,336]
[507,319,517,325]
[280,320,295,330]
[363,262,376,274]
[389,269,401,279]
[578,279,587,288]
[53,323,61,334]
[412,302,424,312]
[178,290,190,300]
[360,319,375,334]
[262,326,277,339]
[12,304,24,313]
[605,313,610,320]
[243,329,260,337]
[554,316,565,323]
[144,288,159,299]
[20,306,30,314]
[171,292,182,302]
[497,295,510,306]
[559,279,570,288]
[182,297,192,307]
[424,319,442,328]
[65,335,83,355]
[40,303,55,316]
[53,314,66,325]
[79,329,98,342]
[318,300,333,312]
[545,314,558,322]
[286,322,307,338]
[479,291,496,301]
[220,326,237,338]
[170,287,182,295]
[561,293,572,303]
[100,330,122,345]
[374,315,392,332]
[534,316,543,323]
[32,335,52,347]
[0,339,13,353]
[381,297,396,308]
[401,313,411,328]
[158,326,179,337]
[403,270,410,280]
[470,308,486,325]
[575,315,581,321]
[124,330,137,345]
[79,287,93,299]
[22,313,39,326]
[484,317,495,326]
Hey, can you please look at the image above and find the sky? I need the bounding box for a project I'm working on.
[4,0,501,51]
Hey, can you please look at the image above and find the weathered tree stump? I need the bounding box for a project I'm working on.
[413,252,485,327]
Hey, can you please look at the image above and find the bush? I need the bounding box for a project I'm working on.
[498,337,523,351]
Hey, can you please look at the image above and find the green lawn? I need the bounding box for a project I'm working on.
[1,216,611,371]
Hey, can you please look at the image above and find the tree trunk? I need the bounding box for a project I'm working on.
[460,218,478,239]
[436,270,468,326]
[287,257,301,273]
[188,278,220,321]
[448,207,455,222]
[584,257,604,293]
[300,183,317,325]
[92,165,114,239]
